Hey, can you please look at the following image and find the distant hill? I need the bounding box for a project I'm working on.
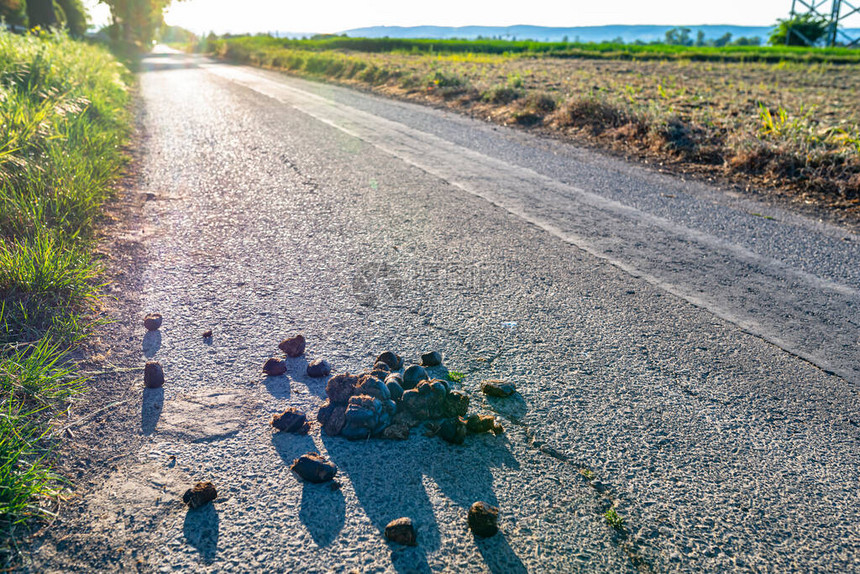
[338,24,860,44]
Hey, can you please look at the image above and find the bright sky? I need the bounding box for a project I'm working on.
[83,0,815,35]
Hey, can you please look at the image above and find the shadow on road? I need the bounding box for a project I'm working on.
[299,481,346,547]
[272,430,347,546]
[319,431,524,573]
[142,330,161,358]
[291,355,331,400]
[262,373,291,400]
[475,532,529,574]
[141,59,200,73]
[485,393,528,423]
[183,503,220,563]
[141,387,163,435]
[264,355,331,400]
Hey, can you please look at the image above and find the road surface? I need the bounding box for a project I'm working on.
[28,48,860,573]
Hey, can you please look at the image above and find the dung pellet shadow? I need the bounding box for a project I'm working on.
[299,482,346,547]
[141,387,163,435]
[262,372,291,400]
[321,431,521,573]
[272,430,347,546]
[484,393,528,423]
[475,533,528,574]
[142,330,161,358]
[183,503,219,563]
[271,430,316,469]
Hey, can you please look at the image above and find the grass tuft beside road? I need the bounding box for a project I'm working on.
[0,30,130,558]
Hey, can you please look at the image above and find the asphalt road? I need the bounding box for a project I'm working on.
[30,49,860,573]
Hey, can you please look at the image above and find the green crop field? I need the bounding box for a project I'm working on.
[215,34,860,64]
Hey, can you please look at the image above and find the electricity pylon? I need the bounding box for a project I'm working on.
[787,0,860,46]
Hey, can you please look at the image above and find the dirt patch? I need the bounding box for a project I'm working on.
[155,391,261,443]
[24,460,194,573]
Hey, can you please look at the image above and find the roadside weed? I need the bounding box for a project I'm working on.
[604,507,624,530]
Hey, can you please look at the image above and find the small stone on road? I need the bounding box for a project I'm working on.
[421,351,442,366]
[262,358,287,376]
[279,334,306,357]
[375,351,403,371]
[271,407,309,433]
[306,358,331,378]
[143,313,163,331]
[481,380,516,397]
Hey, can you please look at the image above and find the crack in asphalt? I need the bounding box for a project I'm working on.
[422,307,659,572]
[513,414,656,574]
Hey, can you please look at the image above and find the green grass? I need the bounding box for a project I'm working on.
[211,34,860,64]
[447,371,466,383]
[0,29,130,560]
[0,234,103,343]
[0,334,85,553]
[604,507,625,530]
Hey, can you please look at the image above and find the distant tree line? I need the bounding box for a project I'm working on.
[660,16,836,48]
[628,27,763,47]
[257,20,837,50]
[0,0,88,36]
[1,0,182,47]
[100,0,175,46]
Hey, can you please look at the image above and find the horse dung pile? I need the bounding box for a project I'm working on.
[314,350,504,443]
